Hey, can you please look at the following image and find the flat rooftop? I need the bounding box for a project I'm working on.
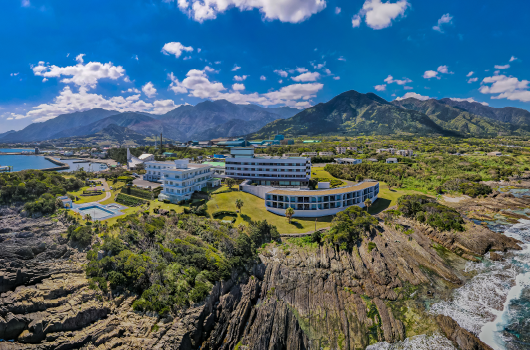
[267,181,378,196]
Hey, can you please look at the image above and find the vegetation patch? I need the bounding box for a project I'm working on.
[116,193,147,207]
[398,194,464,231]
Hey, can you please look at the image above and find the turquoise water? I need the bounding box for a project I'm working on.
[0,155,54,171]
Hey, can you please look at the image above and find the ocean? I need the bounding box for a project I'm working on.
[0,152,105,173]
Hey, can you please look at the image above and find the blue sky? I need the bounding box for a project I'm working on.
[1,0,530,133]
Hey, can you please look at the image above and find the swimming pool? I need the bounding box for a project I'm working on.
[78,205,115,220]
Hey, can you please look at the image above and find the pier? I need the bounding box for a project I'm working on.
[0,165,13,172]
[41,157,70,171]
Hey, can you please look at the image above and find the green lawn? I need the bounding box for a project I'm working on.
[68,186,107,204]
[206,186,332,234]
[368,182,426,215]
[311,166,341,180]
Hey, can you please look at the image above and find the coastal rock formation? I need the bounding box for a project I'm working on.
[0,204,523,349]
[436,314,493,350]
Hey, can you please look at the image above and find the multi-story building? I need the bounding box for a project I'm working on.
[335,146,358,154]
[335,158,362,165]
[225,147,311,187]
[396,149,413,156]
[156,159,221,203]
[143,161,175,182]
[301,152,318,157]
[262,181,379,217]
[319,152,335,157]
[376,148,396,154]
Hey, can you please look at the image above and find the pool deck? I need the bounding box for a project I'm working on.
[71,202,128,220]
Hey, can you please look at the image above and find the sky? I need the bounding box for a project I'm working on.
[1,0,530,133]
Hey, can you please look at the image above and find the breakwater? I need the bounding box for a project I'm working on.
[41,157,70,171]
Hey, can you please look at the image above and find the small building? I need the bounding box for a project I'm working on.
[211,138,231,146]
[217,138,249,148]
[34,147,40,154]
[366,158,378,162]
[303,140,321,144]
[58,196,73,208]
[377,148,396,154]
[488,151,502,156]
[198,140,213,147]
[202,161,226,177]
[283,153,299,157]
[163,152,177,158]
[301,152,318,157]
[319,152,335,157]
[280,139,294,145]
[335,146,358,154]
[139,154,155,162]
[396,150,413,157]
[386,158,398,164]
[335,158,362,165]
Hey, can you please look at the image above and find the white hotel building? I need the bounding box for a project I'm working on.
[225,147,311,187]
[145,159,221,203]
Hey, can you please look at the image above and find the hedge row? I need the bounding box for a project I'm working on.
[212,210,237,218]
[121,186,153,199]
[116,193,147,207]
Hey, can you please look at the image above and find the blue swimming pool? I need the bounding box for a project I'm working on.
[77,205,115,220]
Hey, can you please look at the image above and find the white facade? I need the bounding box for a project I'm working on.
[335,147,358,154]
[156,159,221,203]
[377,148,396,154]
[396,150,413,157]
[301,152,318,157]
[264,182,379,217]
[335,158,362,165]
[143,161,176,181]
[319,152,335,157]
[386,158,398,164]
[139,154,155,161]
[225,148,311,187]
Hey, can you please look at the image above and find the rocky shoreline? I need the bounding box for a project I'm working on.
[0,192,528,349]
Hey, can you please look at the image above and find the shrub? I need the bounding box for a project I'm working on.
[397,195,464,231]
[68,225,93,246]
[116,193,147,207]
[367,242,377,252]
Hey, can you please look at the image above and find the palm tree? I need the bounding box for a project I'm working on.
[84,213,92,222]
[364,198,372,212]
[235,198,244,213]
[285,207,295,224]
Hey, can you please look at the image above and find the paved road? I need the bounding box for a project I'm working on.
[95,178,111,203]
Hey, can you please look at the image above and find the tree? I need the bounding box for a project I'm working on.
[235,198,244,213]
[225,178,236,190]
[285,207,295,224]
[84,213,92,222]
[364,198,372,212]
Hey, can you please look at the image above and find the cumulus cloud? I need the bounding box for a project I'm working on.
[167,67,323,107]
[468,77,478,83]
[433,13,453,33]
[480,74,530,102]
[312,62,326,69]
[10,73,19,76]
[274,69,288,77]
[423,65,453,79]
[449,97,488,106]
[142,82,157,98]
[234,75,248,81]
[384,75,412,85]
[374,84,386,91]
[395,92,431,101]
[232,65,241,71]
[12,86,179,122]
[352,0,409,30]
[467,71,474,77]
[338,56,346,61]
[494,64,510,70]
[404,86,413,90]
[31,57,125,89]
[122,88,141,93]
[291,71,321,82]
[177,0,326,23]
[335,7,341,14]
[509,56,517,62]
[260,75,267,81]
[232,83,245,91]
[162,42,193,58]
[333,76,340,80]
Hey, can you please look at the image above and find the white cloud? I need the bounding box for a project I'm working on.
[232,83,245,91]
[449,97,488,106]
[274,69,288,77]
[197,48,202,53]
[234,75,248,81]
[433,13,453,33]
[384,75,412,85]
[338,56,346,61]
[31,57,125,89]
[142,82,157,98]
[178,0,326,23]
[21,0,30,7]
[260,75,267,81]
[312,62,326,69]
[351,14,361,28]
[122,88,141,93]
[468,77,478,83]
[214,61,221,64]
[278,79,283,84]
[10,73,19,76]
[134,55,139,61]
[509,56,517,62]
[333,76,340,80]
[232,65,241,71]
[42,78,48,82]
[352,0,409,30]
[76,54,85,63]
[161,42,194,58]
[494,64,510,70]
[296,67,308,73]
[374,84,386,91]
[168,67,323,107]
[291,71,321,82]
[403,86,413,90]
[466,71,474,77]
[437,65,453,74]
[335,7,341,14]
[480,74,530,102]
[395,92,431,101]
[12,86,179,122]
[423,66,453,80]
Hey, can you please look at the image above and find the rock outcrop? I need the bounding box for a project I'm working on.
[436,314,494,350]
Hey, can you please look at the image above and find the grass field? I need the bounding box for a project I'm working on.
[68,186,107,204]
[206,186,332,233]
[368,182,426,214]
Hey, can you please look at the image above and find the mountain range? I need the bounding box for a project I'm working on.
[52,124,151,147]
[0,101,299,143]
[250,90,530,139]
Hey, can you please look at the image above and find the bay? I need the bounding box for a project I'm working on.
[0,155,55,171]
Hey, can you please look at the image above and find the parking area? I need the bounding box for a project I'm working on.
[132,178,162,189]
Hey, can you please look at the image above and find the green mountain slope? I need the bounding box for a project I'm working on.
[250,90,452,138]
[392,98,529,136]
[52,124,151,146]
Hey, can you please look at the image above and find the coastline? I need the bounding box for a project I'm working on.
[41,156,70,171]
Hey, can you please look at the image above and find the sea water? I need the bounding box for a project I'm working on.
[429,219,530,350]
[0,155,55,171]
